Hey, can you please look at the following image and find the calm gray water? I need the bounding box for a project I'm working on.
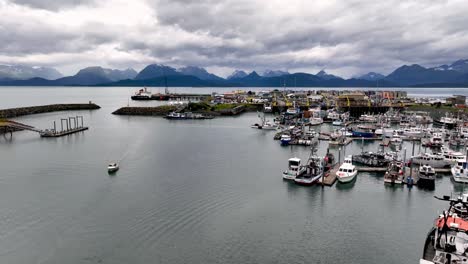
[0,87,467,264]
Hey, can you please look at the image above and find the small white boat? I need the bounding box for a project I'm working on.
[332,120,343,126]
[452,158,468,184]
[390,134,403,146]
[336,156,358,183]
[310,117,324,126]
[108,163,119,173]
[282,157,306,180]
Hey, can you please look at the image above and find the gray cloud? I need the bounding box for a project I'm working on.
[8,0,93,11]
[1,0,468,77]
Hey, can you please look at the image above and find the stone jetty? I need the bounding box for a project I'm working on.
[0,103,101,119]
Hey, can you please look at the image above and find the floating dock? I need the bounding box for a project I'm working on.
[355,166,451,173]
[40,127,88,137]
[319,163,340,186]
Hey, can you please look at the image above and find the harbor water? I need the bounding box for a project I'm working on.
[1,87,468,264]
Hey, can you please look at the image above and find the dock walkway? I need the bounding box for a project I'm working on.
[319,163,340,186]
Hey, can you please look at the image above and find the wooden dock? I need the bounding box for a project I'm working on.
[356,166,451,173]
[329,137,352,146]
[40,127,88,137]
[380,138,390,146]
[350,137,383,141]
[319,163,340,186]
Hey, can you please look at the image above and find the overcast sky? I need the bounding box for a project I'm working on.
[1,0,468,77]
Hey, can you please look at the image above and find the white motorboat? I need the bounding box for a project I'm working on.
[336,156,358,183]
[390,134,403,146]
[402,127,424,138]
[440,146,466,165]
[332,120,343,126]
[108,163,119,173]
[411,153,451,168]
[418,164,436,188]
[429,132,444,148]
[451,158,468,183]
[359,114,378,123]
[309,107,323,126]
[282,157,306,180]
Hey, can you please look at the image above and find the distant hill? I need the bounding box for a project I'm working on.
[357,72,385,81]
[0,65,62,80]
[177,66,224,81]
[261,70,289,77]
[2,58,468,87]
[384,64,465,86]
[316,70,342,80]
[98,75,231,87]
[227,70,248,80]
[134,64,180,80]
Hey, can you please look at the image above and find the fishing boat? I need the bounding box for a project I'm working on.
[351,125,375,138]
[294,155,324,186]
[402,127,424,138]
[411,153,451,168]
[383,160,404,185]
[352,151,389,167]
[336,156,358,183]
[280,134,292,146]
[309,107,323,126]
[282,157,306,180]
[263,104,273,113]
[359,114,378,123]
[108,163,119,173]
[434,113,459,129]
[420,195,468,263]
[131,87,153,100]
[451,158,468,183]
[428,132,444,148]
[418,164,436,189]
[251,112,277,130]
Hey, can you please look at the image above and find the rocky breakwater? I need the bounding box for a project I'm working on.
[112,105,178,116]
[0,103,101,119]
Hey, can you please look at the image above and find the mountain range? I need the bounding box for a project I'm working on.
[1,59,468,87]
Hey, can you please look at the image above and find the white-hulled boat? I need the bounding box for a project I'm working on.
[384,160,404,185]
[309,107,323,126]
[332,120,343,126]
[294,155,324,185]
[402,127,424,138]
[336,156,358,183]
[411,153,451,168]
[440,146,466,166]
[282,157,306,180]
[108,163,119,173]
[429,132,444,148]
[390,134,403,146]
[451,158,468,183]
[418,164,436,189]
